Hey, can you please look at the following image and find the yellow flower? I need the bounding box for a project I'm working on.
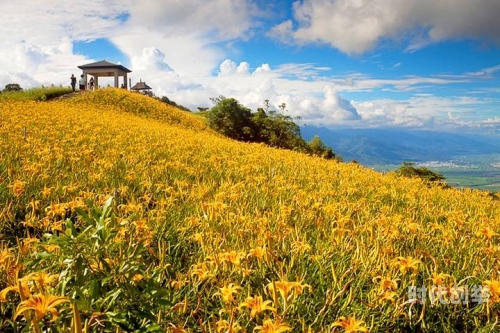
[331,316,369,333]
[0,279,30,302]
[190,262,215,282]
[220,250,246,267]
[428,272,450,286]
[27,271,59,284]
[254,318,292,333]
[0,247,14,266]
[42,244,60,254]
[248,247,267,261]
[291,240,312,255]
[216,319,242,333]
[267,280,311,303]
[239,295,275,318]
[215,283,241,303]
[132,274,144,283]
[41,186,53,197]
[393,256,421,274]
[378,291,397,304]
[170,272,188,290]
[372,276,398,292]
[8,180,25,196]
[240,267,254,278]
[14,293,70,322]
[477,227,497,240]
[483,280,500,304]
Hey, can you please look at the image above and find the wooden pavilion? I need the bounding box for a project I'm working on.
[130,80,153,95]
[78,60,131,89]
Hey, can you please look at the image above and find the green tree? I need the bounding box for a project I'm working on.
[3,83,23,92]
[207,97,339,160]
[395,162,446,182]
[207,97,255,141]
[263,112,305,150]
[308,135,336,159]
[157,95,191,111]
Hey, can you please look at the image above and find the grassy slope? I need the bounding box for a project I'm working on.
[1,89,500,332]
[0,86,72,101]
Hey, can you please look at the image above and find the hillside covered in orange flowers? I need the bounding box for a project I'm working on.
[1,88,500,332]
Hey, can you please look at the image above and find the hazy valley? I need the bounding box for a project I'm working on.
[302,126,500,191]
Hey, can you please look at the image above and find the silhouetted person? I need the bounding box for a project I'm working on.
[70,74,76,92]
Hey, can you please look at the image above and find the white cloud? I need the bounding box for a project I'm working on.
[275,0,500,54]
[255,63,272,73]
[267,20,294,44]
[131,47,173,71]
[124,0,254,40]
[322,86,361,121]
[352,94,500,130]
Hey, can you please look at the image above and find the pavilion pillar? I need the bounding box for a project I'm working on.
[114,70,119,88]
[95,76,99,90]
[124,73,128,89]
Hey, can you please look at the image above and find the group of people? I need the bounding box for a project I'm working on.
[70,74,94,93]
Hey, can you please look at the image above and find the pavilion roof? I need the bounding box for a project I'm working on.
[78,60,131,73]
[130,80,152,90]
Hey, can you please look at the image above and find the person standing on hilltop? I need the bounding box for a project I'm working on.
[70,74,76,92]
[79,74,86,93]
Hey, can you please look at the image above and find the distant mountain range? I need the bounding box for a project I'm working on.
[301,126,500,165]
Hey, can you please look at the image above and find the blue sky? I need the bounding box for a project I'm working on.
[1,0,500,134]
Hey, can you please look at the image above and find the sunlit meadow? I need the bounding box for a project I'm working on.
[1,88,499,332]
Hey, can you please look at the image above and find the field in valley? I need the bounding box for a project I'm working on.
[372,156,500,193]
[1,89,500,332]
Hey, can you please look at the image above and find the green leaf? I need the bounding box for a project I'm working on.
[100,196,114,223]
[89,279,101,301]
[146,323,162,332]
[65,219,77,237]
[104,288,122,310]
[106,311,128,324]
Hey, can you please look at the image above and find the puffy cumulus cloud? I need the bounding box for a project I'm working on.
[0,38,89,89]
[255,63,272,73]
[111,27,222,77]
[322,86,361,121]
[274,0,500,54]
[218,59,251,76]
[124,0,255,40]
[131,47,174,71]
[190,60,362,126]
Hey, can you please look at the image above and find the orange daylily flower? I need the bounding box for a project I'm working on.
[14,293,70,322]
[331,315,369,333]
[239,295,275,317]
[254,318,291,333]
[215,283,241,303]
